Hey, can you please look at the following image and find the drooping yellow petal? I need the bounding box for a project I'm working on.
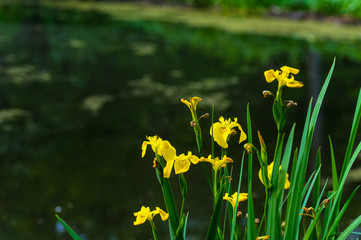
[141,141,149,158]
[163,151,198,177]
[154,207,169,221]
[286,77,304,88]
[189,154,200,164]
[238,125,247,144]
[174,154,191,174]
[163,160,175,178]
[159,140,176,161]
[264,69,276,83]
[212,122,229,148]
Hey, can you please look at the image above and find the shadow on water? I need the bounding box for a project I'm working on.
[0,3,360,239]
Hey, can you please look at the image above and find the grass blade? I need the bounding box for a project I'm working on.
[340,89,361,180]
[230,153,245,240]
[337,215,361,240]
[328,186,360,237]
[246,103,256,240]
[284,58,335,240]
[329,136,339,191]
[206,183,225,240]
[55,215,83,240]
[325,141,361,239]
[313,148,322,208]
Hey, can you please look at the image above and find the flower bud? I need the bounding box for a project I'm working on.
[244,143,253,153]
[257,131,268,165]
[262,90,273,98]
[153,159,159,168]
[321,199,330,208]
[201,113,210,119]
[286,100,298,108]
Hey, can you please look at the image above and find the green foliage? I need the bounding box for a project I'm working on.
[55,215,82,240]
[133,59,361,239]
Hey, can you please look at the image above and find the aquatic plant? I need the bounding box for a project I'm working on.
[58,59,361,239]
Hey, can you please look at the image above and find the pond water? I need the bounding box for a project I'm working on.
[0,4,360,239]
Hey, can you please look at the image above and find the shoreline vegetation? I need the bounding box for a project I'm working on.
[41,1,361,42]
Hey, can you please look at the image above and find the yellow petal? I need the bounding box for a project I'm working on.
[238,125,247,144]
[215,156,233,171]
[174,155,191,174]
[281,66,299,75]
[212,123,229,148]
[190,97,202,111]
[159,140,176,161]
[189,154,200,164]
[163,160,175,178]
[286,79,304,88]
[258,168,264,185]
[133,206,151,226]
[141,141,149,158]
[232,192,248,202]
[284,177,290,189]
[264,69,276,83]
[155,207,169,221]
[223,193,230,200]
[181,98,191,109]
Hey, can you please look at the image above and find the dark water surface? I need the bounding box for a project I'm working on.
[0,4,360,239]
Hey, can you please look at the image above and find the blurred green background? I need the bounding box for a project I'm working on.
[0,1,360,239]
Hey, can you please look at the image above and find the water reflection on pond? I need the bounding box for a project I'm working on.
[0,4,360,239]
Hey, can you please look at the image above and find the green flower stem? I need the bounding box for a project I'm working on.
[179,174,187,217]
[149,219,159,240]
[257,189,269,237]
[213,170,218,207]
[221,147,228,159]
[154,157,179,237]
[273,132,282,162]
[273,87,286,132]
[192,111,203,157]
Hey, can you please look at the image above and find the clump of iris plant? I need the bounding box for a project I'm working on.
[55,60,361,240]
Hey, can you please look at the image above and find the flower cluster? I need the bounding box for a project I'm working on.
[134,65,304,240]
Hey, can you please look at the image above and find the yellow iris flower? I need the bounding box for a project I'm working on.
[181,97,202,113]
[210,116,247,149]
[163,151,199,178]
[200,155,233,172]
[264,66,303,89]
[133,206,169,226]
[258,161,290,189]
[141,136,176,161]
[223,192,248,209]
